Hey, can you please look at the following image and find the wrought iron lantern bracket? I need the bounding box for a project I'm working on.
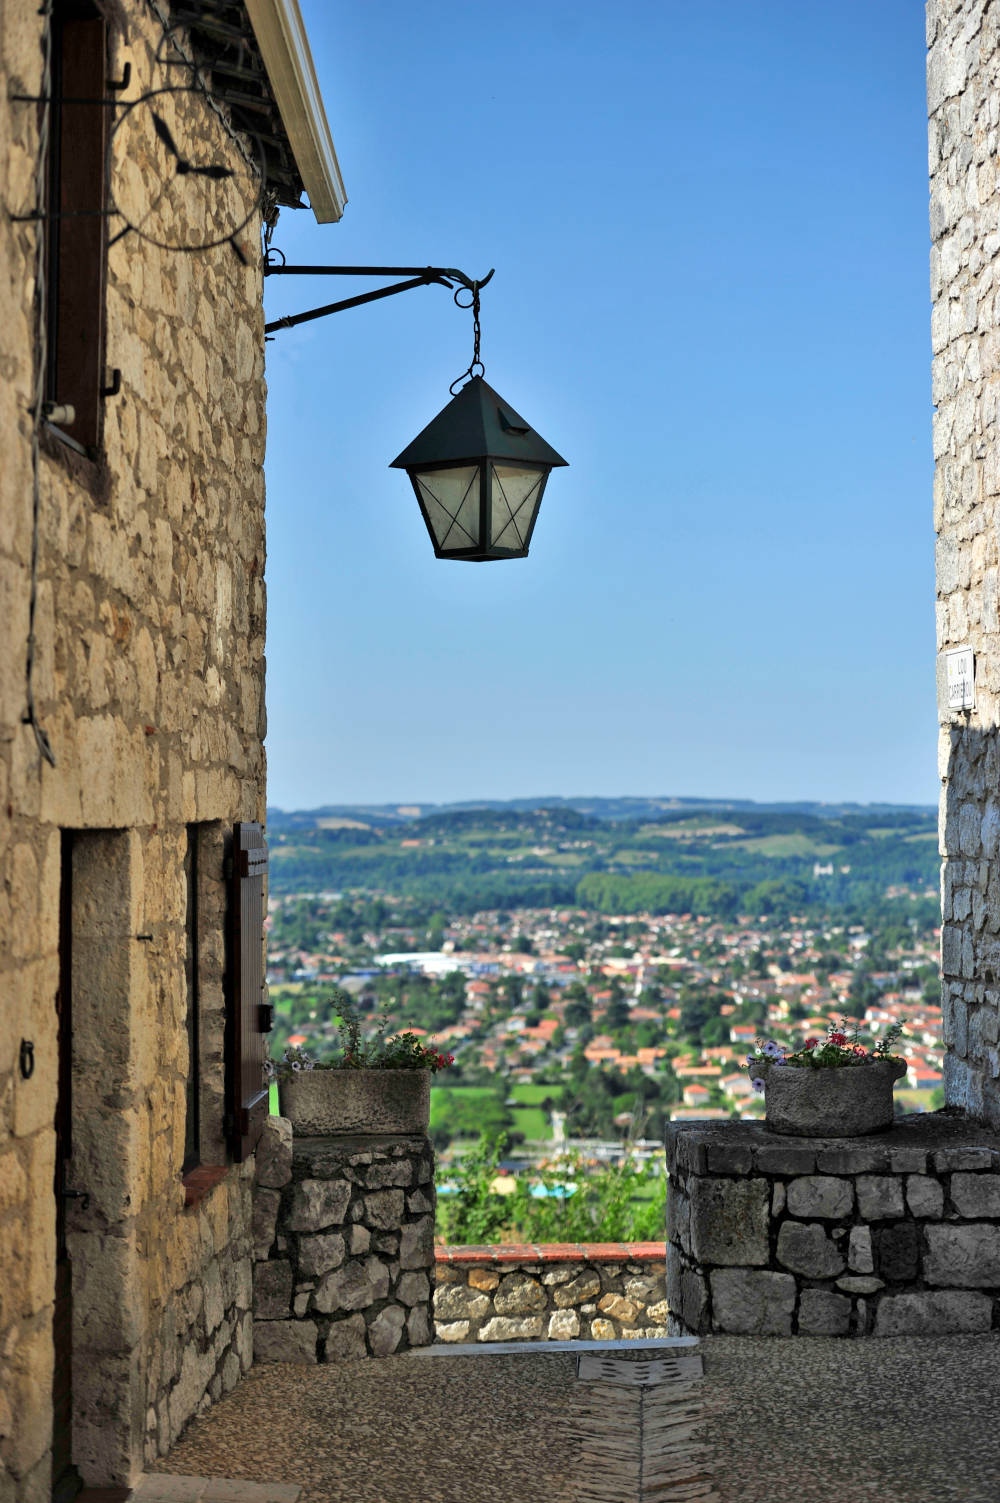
[262,257,494,335]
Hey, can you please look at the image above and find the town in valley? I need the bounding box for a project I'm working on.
[263,798,943,1169]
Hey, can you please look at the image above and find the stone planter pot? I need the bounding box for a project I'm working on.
[760,1058,907,1137]
[277,1068,431,1136]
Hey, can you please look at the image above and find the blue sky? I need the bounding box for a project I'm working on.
[262,1,934,811]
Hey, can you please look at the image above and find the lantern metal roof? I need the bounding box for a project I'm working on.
[389,376,567,473]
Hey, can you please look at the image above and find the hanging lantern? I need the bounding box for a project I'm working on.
[390,375,567,561]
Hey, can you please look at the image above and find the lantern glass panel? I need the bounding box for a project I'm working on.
[415,465,481,551]
[489,464,545,550]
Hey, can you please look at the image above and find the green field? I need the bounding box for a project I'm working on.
[728,834,840,858]
[509,1107,552,1140]
[509,1083,556,1105]
[430,1085,495,1127]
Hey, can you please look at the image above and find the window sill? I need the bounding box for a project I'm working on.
[39,419,109,502]
[181,1164,229,1208]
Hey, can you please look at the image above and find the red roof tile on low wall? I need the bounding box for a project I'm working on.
[435,1241,666,1264]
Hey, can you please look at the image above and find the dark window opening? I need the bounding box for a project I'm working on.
[183,824,201,1173]
[47,0,109,453]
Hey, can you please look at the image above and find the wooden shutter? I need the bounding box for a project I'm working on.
[50,6,108,450]
[228,821,270,1161]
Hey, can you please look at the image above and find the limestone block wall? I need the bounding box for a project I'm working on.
[252,1120,436,1361]
[668,1117,1000,1337]
[434,1243,667,1343]
[142,1167,255,1453]
[929,1,1000,1126]
[0,3,268,1496]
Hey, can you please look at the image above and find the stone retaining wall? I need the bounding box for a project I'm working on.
[252,1118,436,1361]
[667,1114,1000,1337]
[434,1242,667,1342]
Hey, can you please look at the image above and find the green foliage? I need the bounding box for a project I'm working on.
[576,872,742,918]
[430,1086,513,1147]
[436,1133,513,1244]
[267,802,938,923]
[435,1132,667,1245]
[516,1152,665,1243]
[270,999,455,1077]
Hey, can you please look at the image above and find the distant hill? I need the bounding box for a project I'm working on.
[266,795,936,832]
[264,797,939,925]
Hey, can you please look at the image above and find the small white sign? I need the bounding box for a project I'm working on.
[946,645,975,711]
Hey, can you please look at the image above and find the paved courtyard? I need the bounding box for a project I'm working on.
[134,1333,1000,1503]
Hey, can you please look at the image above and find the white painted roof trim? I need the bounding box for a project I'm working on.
[243,0,347,223]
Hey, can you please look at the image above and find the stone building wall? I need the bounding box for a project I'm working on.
[252,1120,437,1361]
[930,0,1000,1126]
[434,1243,667,1343]
[0,4,268,1497]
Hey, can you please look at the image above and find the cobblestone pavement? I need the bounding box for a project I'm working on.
[131,1480,300,1502]
[140,1333,1000,1503]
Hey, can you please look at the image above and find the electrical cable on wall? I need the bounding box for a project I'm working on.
[25,0,56,767]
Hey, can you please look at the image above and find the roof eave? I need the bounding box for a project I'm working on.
[242,0,347,223]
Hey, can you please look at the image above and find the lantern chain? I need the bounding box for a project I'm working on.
[450,280,485,394]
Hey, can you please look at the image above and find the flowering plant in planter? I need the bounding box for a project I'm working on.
[746,1019,907,1137]
[268,1000,455,1081]
[270,1000,455,1137]
[745,1019,904,1093]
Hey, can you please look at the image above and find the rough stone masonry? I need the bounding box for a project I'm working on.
[0,3,270,1496]
[930,0,1000,1128]
[667,1114,1000,1336]
[252,1119,436,1360]
[433,1244,667,1343]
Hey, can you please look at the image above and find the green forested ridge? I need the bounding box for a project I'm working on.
[265,799,937,921]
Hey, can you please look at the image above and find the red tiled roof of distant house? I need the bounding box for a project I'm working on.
[288,1034,307,1046]
[666,1007,682,1020]
[584,1043,621,1064]
[535,1018,561,1036]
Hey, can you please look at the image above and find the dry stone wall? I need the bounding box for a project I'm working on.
[668,1116,1000,1336]
[0,4,268,1496]
[930,0,1000,1126]
[253,1119,436,1360]
[434,1243,667,1343]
